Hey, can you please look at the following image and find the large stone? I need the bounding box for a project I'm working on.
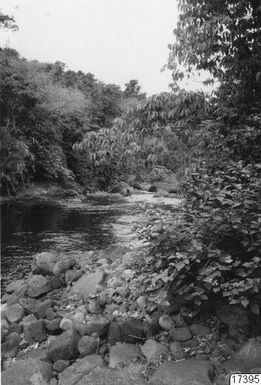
[47,329,80,362]
[53,256,76,277]
[70,270,106,301]
[65,269,83,285]
[151,359,214,385]
[69,365,146,385]
[31,252,59,275]
[141,339,169,362]
[78,335,99,356]
[1,318,10,341]
[84,315,110,337]
[109,343,143,368]
[53,360,70,373]
[216,304,249,336]
[2,358,52,385]
[107,322,122,345]
[27,274,63,298]
[23,316,46,344]
[6,303,25,323]
[19,297,37,313]
[170,326,192,342]
[109,182,131,197]
[58,355,105,385]
[45,318,62,334]
[1,332,21,359]
[6,279,27,295]
[159,314,174,331]
[121,318,144,343]
[225,339,261,371]
[190,323,211,337]
[33,299,55,318]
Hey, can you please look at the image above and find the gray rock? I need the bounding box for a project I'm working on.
[1,318,9,341]
[159,314,174,331]
[6,303,25,323]
[84,315,110,337]
[88,300,103,314]
[1,332,21,359]
[31,252,59,275]
[70,365,146,385]
[47,329,80,362]
[33,299,55,318]
[141,339,169,362]
[151,359,214,385]
[190,323,211,337]
[170,341,185,360]
[60,317,74,331]
[170,326,192,342]
[27,274,63,298]
[107,322,122,345]
[6,322,23,336]
[225,339,261,370]
[17,345,48,361]
[53,256,76,277]
[19,297,37,313]
[121,318,144,343]
[6,279,27,294]
[78,335,99,356]
[216,304,249,337]
[109,182,131,196]
[58,355,105,385]
[65,269,83,285]
[2,358,52,385]
[70,270,106,301]
[23,317,46,344]
[45,318,62,333]
[53,360,70,373]
[109,343,142,368]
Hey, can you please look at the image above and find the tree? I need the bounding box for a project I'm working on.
[0,12,18,30]
[167,0,261,108]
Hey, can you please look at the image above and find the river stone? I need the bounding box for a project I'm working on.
[109,343,142,368]
[122,251,137,267]
[53,360,70,373]
[121,318,144,343]
[170,341,185,360]
[1,332,22,359]
[2,358,52,385]
[60,317,74,330]
[58,355,105,385]
[216,304,249,336]
[6,303,25,323]
[31,252,59,275]
[190,323,211,337]
[224,339,261,370]
[45,318,62,333]
[6,279,27,295]
[23,317,46,344]
[70,270,106,301]
[141,339,169,362]
[33,299,54,318]
[78,335,99,356]
[65,269,82,285]
[107,322,122,345]
[27,274,63,298]
[19,297,37,313]
[159,314,174,331]
[47,329,80,362]
[170,326,192,342]
[53,256,76,277]
[69,365,146,385]
[151,359,214,385]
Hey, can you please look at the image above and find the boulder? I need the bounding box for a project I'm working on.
[47,329,80,362]
[190,323,211,338]
[225,339,261,371]
[159,314,174,331]
[27,274,63,298]
[53,256,76,277]
[31,252,59,275]
[57,355,105,385]
[109,182,131,196]
[1,332,21,359]
[121,318,144,343]
[70,365,146,385]
[70,270,106,301]
[53,360,70,373]
[84,315,110,337]
[19,297,37,313]
[170,341,185,360]
[107,322,122,345]
[170,326,192,342]
[151,359,214,385]
[65,269,83,285]
[215,304,249,337]
[6,303,25,323]
[109,343,143,368]
[78,335,99,356]
[23,316,46,344]
[33,299,55,318]
[5,279,27,295]
[2,358,52,385]
[1,318,10,341]
[141,339,169,362]
[45,318,62,334]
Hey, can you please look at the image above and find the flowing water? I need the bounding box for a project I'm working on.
[1,193,181,288]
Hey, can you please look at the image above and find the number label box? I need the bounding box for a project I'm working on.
[230,374,261,385]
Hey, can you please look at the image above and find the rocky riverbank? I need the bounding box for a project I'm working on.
[1,245,261,385]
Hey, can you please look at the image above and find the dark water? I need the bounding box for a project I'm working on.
[1,195,143,285]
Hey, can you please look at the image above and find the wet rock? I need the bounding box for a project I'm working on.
[31,252,59,275]
[70,365,146,385]
[141,339,169,362]
[53,256,76,277]
[107,322,122,345]
[121,318,144,343]
[225,339,261,370]
[27,274,63,298]
[216,304,249,337]
[65,269,82,285]
[78,335,99,356]
[6,303,25,323]
[170,341,185,360]
[109,343,143,368]
[151,359,214,385]
[70,270,106,301]
[170,326,192,342]
[47,329,80,362]
[159,314,174,331]
[1,332,21,359]
[2,358,52,385]
[58,355,105,385]
[23,317,46,344]
[53,360,70,373]
[190,323,211,337]
[33,299,54,318]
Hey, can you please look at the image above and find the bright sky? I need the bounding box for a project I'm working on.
[0,0,209,95]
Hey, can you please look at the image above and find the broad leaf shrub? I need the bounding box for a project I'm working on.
[140,114,261,315]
